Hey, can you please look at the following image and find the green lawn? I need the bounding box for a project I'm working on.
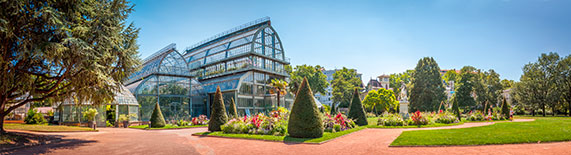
[129,124,207,130]
[193,126,367,144]
[391,117,571,146]
[5,123,96,132]
[367,122,464,128]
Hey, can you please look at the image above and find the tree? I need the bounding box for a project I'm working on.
[409,57,446,112]
[208,86,228,131]
[269,79,288,108]
[442,70,460,83]
[557,55,571,116]
[501,98,510,118]
[332,67,362,108]
[515,53,561,116]
[288,65,329,95]
[150,103,166,128]
[474,69,502,111]
[500,79,515,90]
[288,78,323,138]
[363,88,398,115]
[0,0,140,133]
[454,66,477,110]
[228,98,238,118]
[348,88,368,126]
[452,96,461,121]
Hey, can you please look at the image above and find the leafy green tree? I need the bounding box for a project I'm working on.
[269,79,288,108]
[454,66,477,109]
[442,70,460,83]
[288,65,329,95]
[288,78,323,138]
[515,53,561,116]
[558,55,571,116]
[389,70,414,98]
[409,57,446,112]
[208,86,228,131]
[0,0,140,133]
[474,69,502,112]
[363,88,398,115]
[150,103,166,128]
[332,67,362,108]
[228,98,238,118]
[348,88,368,126]
[500,79,515,90]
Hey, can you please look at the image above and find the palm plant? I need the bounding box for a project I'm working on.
[269,79,288,108]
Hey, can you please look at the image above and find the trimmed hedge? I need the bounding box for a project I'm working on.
[150,102,166,128]
[288,77,324,138]
[228,98,238,118]
[208,86,228,131]
[347,88,367,126]
[330,102,336,115]
[452,97,461,121]
[501,98,510,118]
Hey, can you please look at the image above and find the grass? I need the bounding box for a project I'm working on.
[193,126,367,144]
[129,124,207,130]
[367,122,464,128]
[391,117,571,146]
[4,123,96,132]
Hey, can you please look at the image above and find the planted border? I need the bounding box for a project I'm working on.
[129,124,207,130]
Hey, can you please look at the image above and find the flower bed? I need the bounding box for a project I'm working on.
[372,111,461,128]
[130,115,209,130]
[221,109,289,136]
[323,113,357,132]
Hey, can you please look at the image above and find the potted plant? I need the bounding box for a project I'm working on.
[83,108,99,130]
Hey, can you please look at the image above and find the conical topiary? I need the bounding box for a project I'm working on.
[208,86,228,131]
[228,98,238,118]
[452,97,461,121]
[347,88,368,126]
[501,98,510,119]
[330,102,336,115]
[150,102,166,128]
[288,77,324,138]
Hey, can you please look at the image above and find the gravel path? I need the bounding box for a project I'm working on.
[4,119,570,155]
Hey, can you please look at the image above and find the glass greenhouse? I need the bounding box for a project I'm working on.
[55,85,139,126]
[124,17,292,121]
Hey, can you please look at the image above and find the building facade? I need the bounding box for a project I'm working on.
[125,17,292,121]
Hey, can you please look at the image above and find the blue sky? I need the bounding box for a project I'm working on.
[128,0,571,82]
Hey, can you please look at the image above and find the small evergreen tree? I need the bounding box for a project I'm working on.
[347,88,368,126]
[501,98,510,118]
[330,102,336,115]
[228,98,238,118]
[288,78,324,138]
[208,86,228,131]
[452,96,461,121]
[150,103,166,128]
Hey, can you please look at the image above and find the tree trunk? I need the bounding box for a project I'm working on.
[0,113,6,134]
[542,103,546,117]
[532,110,535,116]
[568,101,571,116]
[277,93,280,108]
[552,106,556,116]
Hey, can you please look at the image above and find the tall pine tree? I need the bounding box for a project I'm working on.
[409,57,446,112]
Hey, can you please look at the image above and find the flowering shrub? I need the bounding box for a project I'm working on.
[323,113,356,132]
[410,111,429,125]
[435,111,459,124]
[377,113,407,126]
[221,108,289,136]
[467,111,485,121]
[191,115,209,125]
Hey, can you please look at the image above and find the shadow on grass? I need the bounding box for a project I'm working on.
[2,131,96,154]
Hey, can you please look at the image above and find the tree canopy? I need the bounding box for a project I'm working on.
[288,65,329,95]
[409,57,446,112]
[362,88,398,114]
[331,67,362,108]
[0,0,140,132]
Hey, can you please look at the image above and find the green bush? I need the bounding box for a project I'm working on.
[82,108,99,122]
[378,113,407,126]
[208,86,228,131]
[500,98,510,119]
[330,102,336,115]
[150,103,166,128]
[228,98,238,118]
[435,112,459,124]
[25,109,45,124]
[347,88,368,126]
[287,77,324,138]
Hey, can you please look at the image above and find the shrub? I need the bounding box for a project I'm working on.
[208,86,228,131]
[150,103,166,128]
[25,109,45,124]
[467,111,485,121]
[452,98,461,121]
[176,120,189,126]
[410,111,429,125]
[192,115,209,125]
[323,113,356,132]
[366,113,376,118]
[436,111,459,124]
[221,108,289,136]
[377,113,407,126]
[82,108,98,122]
[347,88,368,126]
[287,77,323,138]
[228,98,238,118]
[500,98,510,119]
